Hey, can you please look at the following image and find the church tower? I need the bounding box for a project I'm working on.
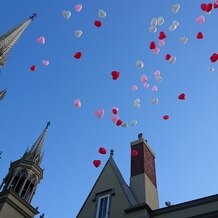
[0,122,50,218]
[0,14,36,103]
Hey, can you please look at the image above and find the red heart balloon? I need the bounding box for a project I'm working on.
[206,3,213,12]
[116,119,122,126]
[163,115,169,120]
[112,107,119,114]
[150,41,156,49]
[210,53,218,62]
[200,3,207,11]
[165,54,171,61]
[111,71,120,80]
[214,2,218,9]
[30,65,36,71]
[74,51,82,59]
[94,20,102,27]
[131,149,138,157]
[99,147,107,155]
[196,32,203,39]
[159,31,166,40]
[178,93,186,100]
[93,160,101,168]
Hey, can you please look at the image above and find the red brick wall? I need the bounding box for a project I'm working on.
[131,142,157,188]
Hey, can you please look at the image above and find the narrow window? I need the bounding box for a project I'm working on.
[96,194,110,218]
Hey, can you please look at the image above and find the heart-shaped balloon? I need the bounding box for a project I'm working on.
[163,115,170,120]
[112,107,119,115]
[136,60,144,68]
[178,93,186,100]
[151,97,159,104]
[116,119,123,126]
[150,41,156,49]
[62,10,71,20]
[121,122,128,128]
[94,20,102,27]
[74,30,83,38]
[207,66,215,72]
[74,51,82,59]
[30,65,36,71]
[130,120,138,127]
[98,9,107,18]
[150,17,158,26]
[111,114,119,123]
[196,15,205,24]
[179,36,188,44]
[151,47,160,55]
[155,75,162,82]
[133,98,140,108]
[165,54,171,61]
[74,99,82,108]
[131,149,138,157]
[169,24,177,31]
[95,109,105,118]
[143,82,150,89]
[140,74,148,83]
[131,85,138,91]
[154,70,161,77]
[196,32,203,39]
[93,160,101,168]
[205,3,213,12]
[210,53,218,62]
[168,56,176,64]
[42,60,49,66]
[149,26,157,33]
[37,36,45,44]
[74,4,82,12]
[159,31,166,40]
[111,71,120,80]
[159,39,166,47]
[157,16,164,26]
[99,147,107,154]
[151,85,158,92]
[171,3,181,14]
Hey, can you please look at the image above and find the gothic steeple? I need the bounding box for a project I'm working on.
[0,122,50,210]
[22,121,50,165]
[0,13,36,67]
[0,89,7,102]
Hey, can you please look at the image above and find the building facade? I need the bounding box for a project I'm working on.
[76,133,218,218]
[0,123,49,218]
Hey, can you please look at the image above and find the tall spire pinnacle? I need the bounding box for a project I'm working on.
[23,122,50,165]
[0,88,7,102]
[0,14,36,67]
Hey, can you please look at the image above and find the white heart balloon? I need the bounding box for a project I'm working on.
[169,24,177,31]
[136,60,144,69]
[171,3,180,14]
[151,97,159,104]
[157,16,164,26]
[121,122,128,127]
[149,26,157,33]
[62,10,71,20]
[98,9,107,18]
[169,56,176,64]
[74,30,83,38]
[150,17,158,26]
[130,120,138,127]
[208,66,215,72]
[179,36,188,44]
[172,20,180,26]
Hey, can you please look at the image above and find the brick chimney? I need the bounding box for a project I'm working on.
[130,133,159,209]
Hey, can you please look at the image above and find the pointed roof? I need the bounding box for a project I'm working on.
[22,121,50,165]
[0,89,7,102]
[0,13,36,67]
[77,152,138,217]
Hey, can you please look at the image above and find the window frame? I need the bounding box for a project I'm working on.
[95,194,110,218]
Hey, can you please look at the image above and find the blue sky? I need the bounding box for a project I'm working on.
[0,0,218,217]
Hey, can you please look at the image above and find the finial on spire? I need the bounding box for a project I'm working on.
[30,13,37,20]
[110,149,114,156]
[45,121,50,130]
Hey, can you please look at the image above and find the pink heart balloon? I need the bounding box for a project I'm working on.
[151,85,158,92]
[37,36,45,44]
[74,99,81,108]
[151,47,160,55]
[74,4,82,12]
[95,109,105,118]
[196,15,205,24]
[131,85,138,91]
[111,114,119,123]
[42,60,49,66]
[159,40,166,47]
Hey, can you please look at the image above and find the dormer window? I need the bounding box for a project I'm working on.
[96,194,110,218]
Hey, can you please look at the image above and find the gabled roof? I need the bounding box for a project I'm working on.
[76,154,138,217]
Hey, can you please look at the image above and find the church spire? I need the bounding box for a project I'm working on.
[23,121,50,165]
[0,13,36,67]
[0,89,7,102]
